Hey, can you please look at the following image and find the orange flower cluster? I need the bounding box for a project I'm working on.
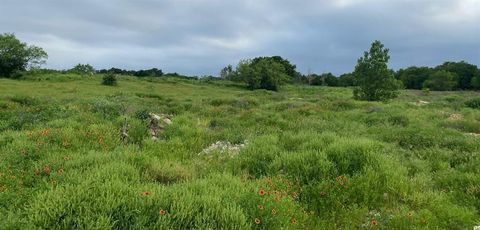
[41,129,50,137]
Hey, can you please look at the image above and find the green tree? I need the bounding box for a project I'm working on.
[353,40,402,101]
[220,64,236,80]
[338,73,356,87]
[395,66,432,89]
[236,58,290,91]
[423,70,458,91]
[70,63,95,76]
[435,61,479,90]
[0,33,47,77]
[251,56,298,80]
[309,73,338,86]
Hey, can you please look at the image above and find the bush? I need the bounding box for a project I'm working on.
[102,73,117,86]
[465,97,480,109]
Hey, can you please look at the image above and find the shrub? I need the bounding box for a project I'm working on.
[465,97,480,109]
[102,73,117,86]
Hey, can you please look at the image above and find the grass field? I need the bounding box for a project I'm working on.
[1,74,479,229]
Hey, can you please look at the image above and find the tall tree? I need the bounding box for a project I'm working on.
[0,33,47,77]
[353,40,402,101]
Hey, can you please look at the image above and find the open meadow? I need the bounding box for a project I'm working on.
[0,75,479,229]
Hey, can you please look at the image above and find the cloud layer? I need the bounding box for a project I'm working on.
[1,0,478,75]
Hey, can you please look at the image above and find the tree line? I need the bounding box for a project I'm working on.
[2,33,479,101]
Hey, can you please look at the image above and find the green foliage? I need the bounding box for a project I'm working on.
[353,40,402,101]
[0,33,48,77]
[423,70,458,91]
[236,58,291,91]
[396,66,432,89]
[0,75,480,229]
[102,73,118,86]
[436,61,479,90]
[465,97,480,109]
[69,63,95,76]
[309,73,338,86]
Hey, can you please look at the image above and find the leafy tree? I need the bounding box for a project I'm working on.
[309,73,338,86]
[70,63,95,76]
[423,70,458,91]
[353,40,402,101]
[236,58,290,91]
[251,56,298,80]
[435,61,479,90]
[220,65,236,80]
[396,66,432,89]
[338,73,356,87]
[471,73,480,90]
[133,68,163,77]
[0,33,47,77]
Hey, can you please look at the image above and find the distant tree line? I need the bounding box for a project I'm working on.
[97,67,164,77]
[2,33,480,96]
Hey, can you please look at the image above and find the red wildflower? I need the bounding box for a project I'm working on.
[142,191,151,196]
[254,218,261,225]
[370,219,378,227]
[159,209,166,215]
[259,189,266,196]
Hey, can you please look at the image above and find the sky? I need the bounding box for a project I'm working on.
[1,0,479,76]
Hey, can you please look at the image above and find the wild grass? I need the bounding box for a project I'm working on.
[0,74,479,229]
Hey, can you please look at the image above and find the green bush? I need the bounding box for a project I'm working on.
[465,97,480,109]
[102,73,117,86]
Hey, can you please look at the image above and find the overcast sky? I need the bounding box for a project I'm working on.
[1,0,478,75]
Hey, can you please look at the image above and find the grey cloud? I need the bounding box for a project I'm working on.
[1,0,478,75]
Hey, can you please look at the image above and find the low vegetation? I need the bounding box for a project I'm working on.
[1,74,480,229]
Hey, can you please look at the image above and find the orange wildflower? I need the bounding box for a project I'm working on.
[142,191,151,196]
[291,218,298,225]
[41,129,49,136]
[159,209,166,215]
[370,219,378,227]
[259,189,266,196]
[257,204,264,210]
[254,218,261,225]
